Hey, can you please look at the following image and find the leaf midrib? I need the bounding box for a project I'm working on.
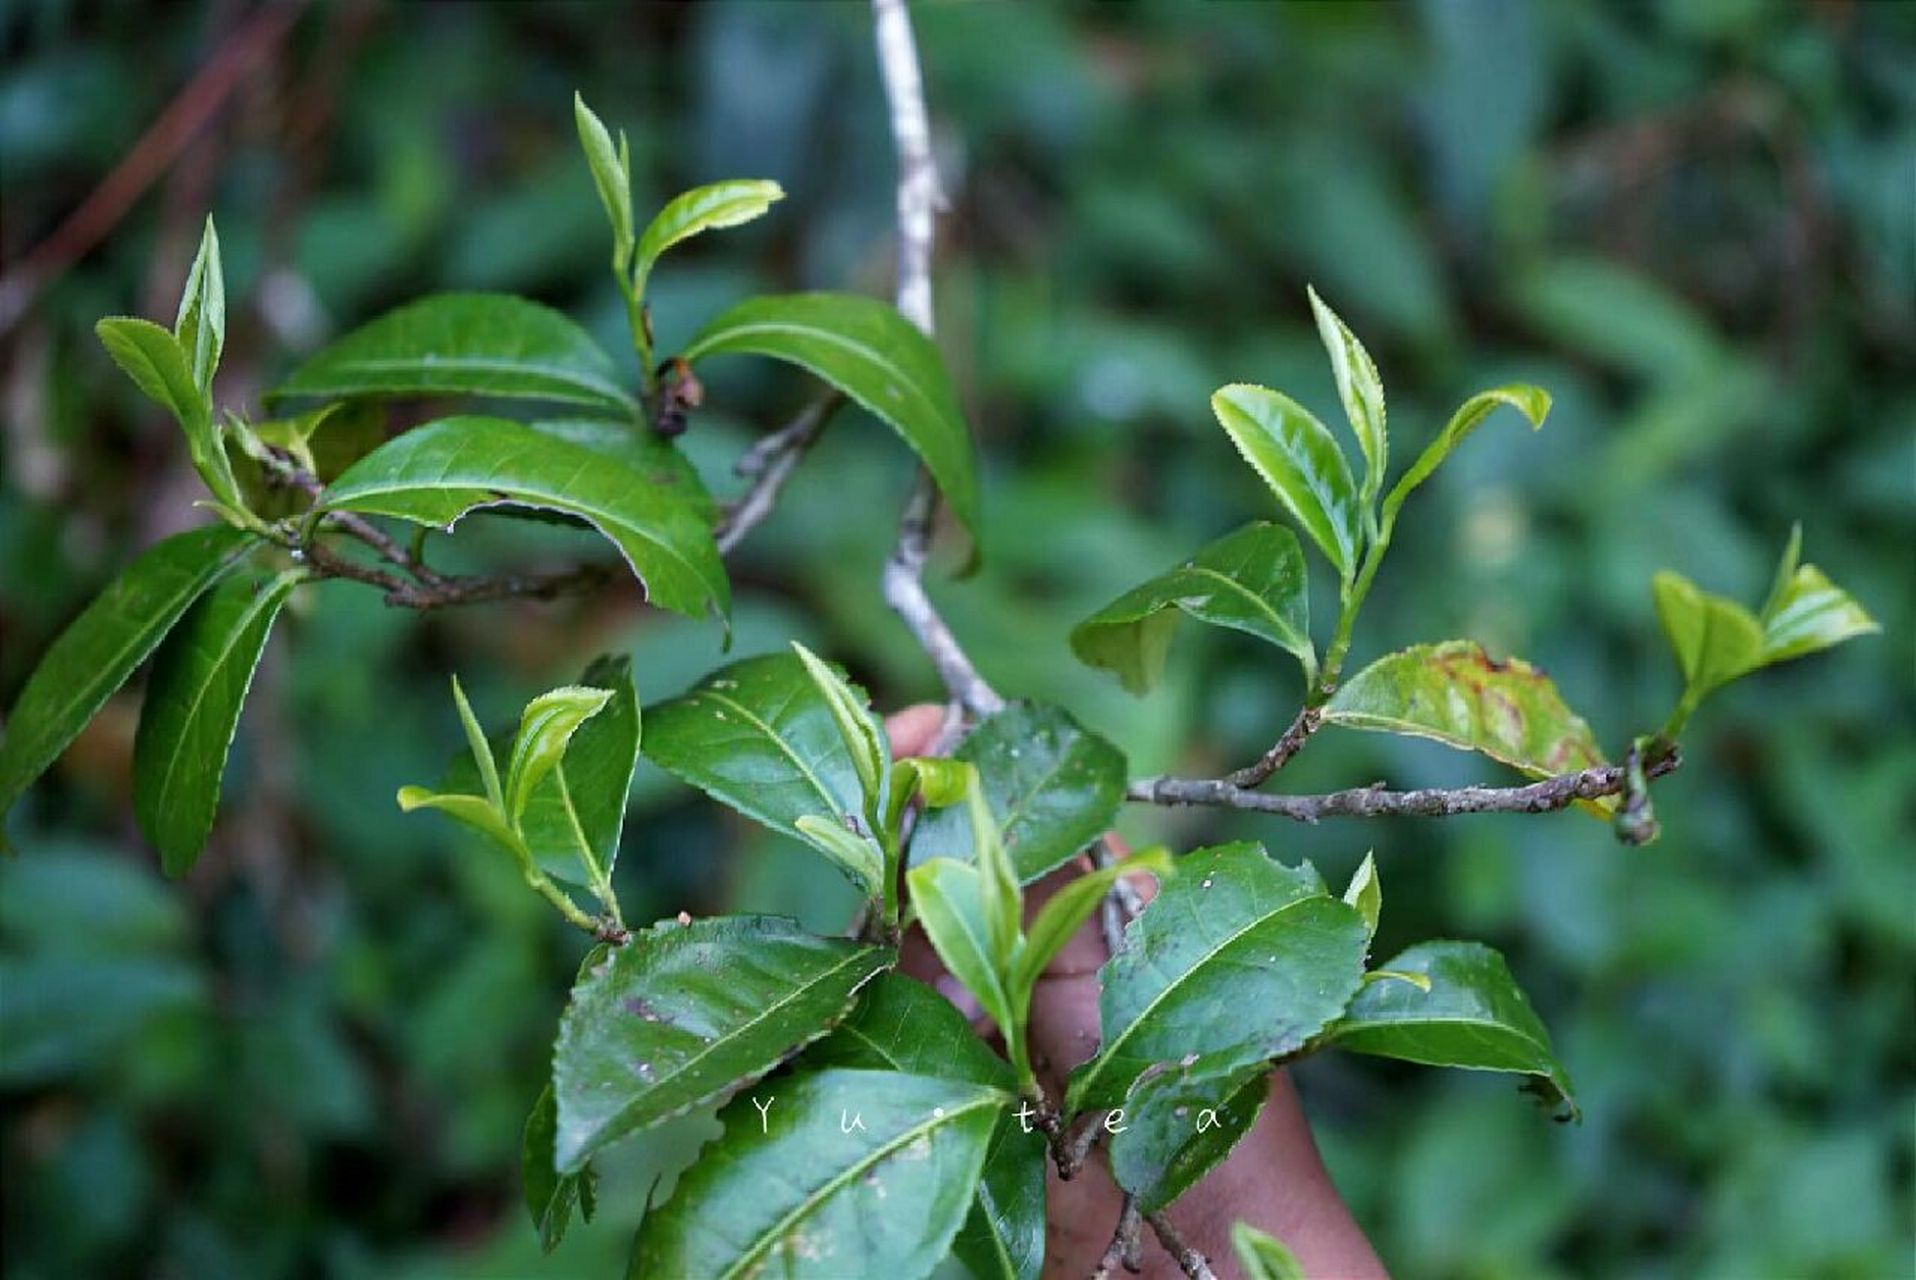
[1178,563,1303,650]
[146,579,288,825]
[692,687,848,830]
[299,354,629,407]
[1081,885,1329,1102]
[722,1091,1000,1279]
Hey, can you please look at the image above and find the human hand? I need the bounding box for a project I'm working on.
[884,706,1388,1279]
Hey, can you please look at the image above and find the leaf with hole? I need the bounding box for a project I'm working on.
[1211,383,1362,580]
[1066,843,1368,1112]
[645,653,885,890]
[1,525,255,822]
[684,292,980,547]
[910,702,1128,883]
[630,1067,1002,1280]
[273,293,635,417]
[1070,523,1313,694]
[1322,939,1577,1118]
[320,415,727,622]
[551,914,890,1171]
[133,569,300,876]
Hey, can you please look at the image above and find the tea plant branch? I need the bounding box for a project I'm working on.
[1223,704,1322,789]
[1128,746,1682,821]
[1146,1211,1218,1280]
[715,390,842,555]
[1092,1195,1144,1279]
[872,0,1004,723]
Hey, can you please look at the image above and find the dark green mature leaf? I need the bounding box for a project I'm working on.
[633,179,784,300]
[523,1084,596,1254]
[1070,523,1313,694]
[517,655,640,884]
[808,972,1012,1087]
[321,416,727,621]
[0,526,255,821]
[807,976,1042,1280]
[1325,641,1607,780]
[1308,286,1387,507]
[644,653,885,890]
[1381,385,1549,524]
[529,419,715,520]
[95,317,240,508]
[175,217,225,394]
[273,293,636,417]
[911,703,1128,883]
[629,1068,1002,1279]
[132,570,300,876]
[552,915,889,1171]
[684,292,981,545]
[1232,1223,1307,1280]
[1066,844,1368,1112]
[1211,384,1362,579]
[1323,940,1577,1117]
[1108,1060,1268,1213]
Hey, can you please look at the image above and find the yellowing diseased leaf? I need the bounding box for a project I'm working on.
[1325,641,1608,784]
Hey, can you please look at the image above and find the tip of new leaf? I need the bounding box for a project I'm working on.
[396,786,431,812]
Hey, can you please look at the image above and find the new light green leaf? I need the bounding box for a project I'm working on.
[684,292,981,545]
[644,653,884,890]
[791,643,886,812]
[630,1068,1002,1280]
[1343,851,1380,939]
[1232,1223,1307,1280]
[1,525,254,821]
[320,415,727,622]
[573,94,633,265]
[96,317,241,509]
[133,569,300,876]
[1308,286,1387,507]
[1322,939,1577,1118]
[175,216,225,394]
[910,702,1129,883]
[396,786,516,849]
[1653,570,1766,702]
[1066,843,1369,1112]
[1325,641,1608,782]
[504,685,613,824]
[1381,384,1550,525]
[633,179,784,301]
[1211,384,1361,580]
[552,915,890,1171]
[273,293,635,417]
[1070,522,1313,694]
[1108,1059,1268,1213]
[1011,847,1172,1002]
[907,856,1014,1037]
[1755,526,1880,663]
[514,655,641,885]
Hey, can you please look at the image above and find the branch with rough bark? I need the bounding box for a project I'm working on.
[871,0,1004,726]
[1129,746,1682,821]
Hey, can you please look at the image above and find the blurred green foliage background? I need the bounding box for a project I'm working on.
[3,1,1912,1276]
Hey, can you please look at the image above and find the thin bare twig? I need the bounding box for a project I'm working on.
[871,0,1003,724]
[716,392,841,554]
[1129,748,1682,822]
[1093,1196,1144,1279]
[1145,1212,1218,1280]
[0,0,311,333]
[1224,705,1321,789]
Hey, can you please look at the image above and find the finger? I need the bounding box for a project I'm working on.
[882,702,947,758]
